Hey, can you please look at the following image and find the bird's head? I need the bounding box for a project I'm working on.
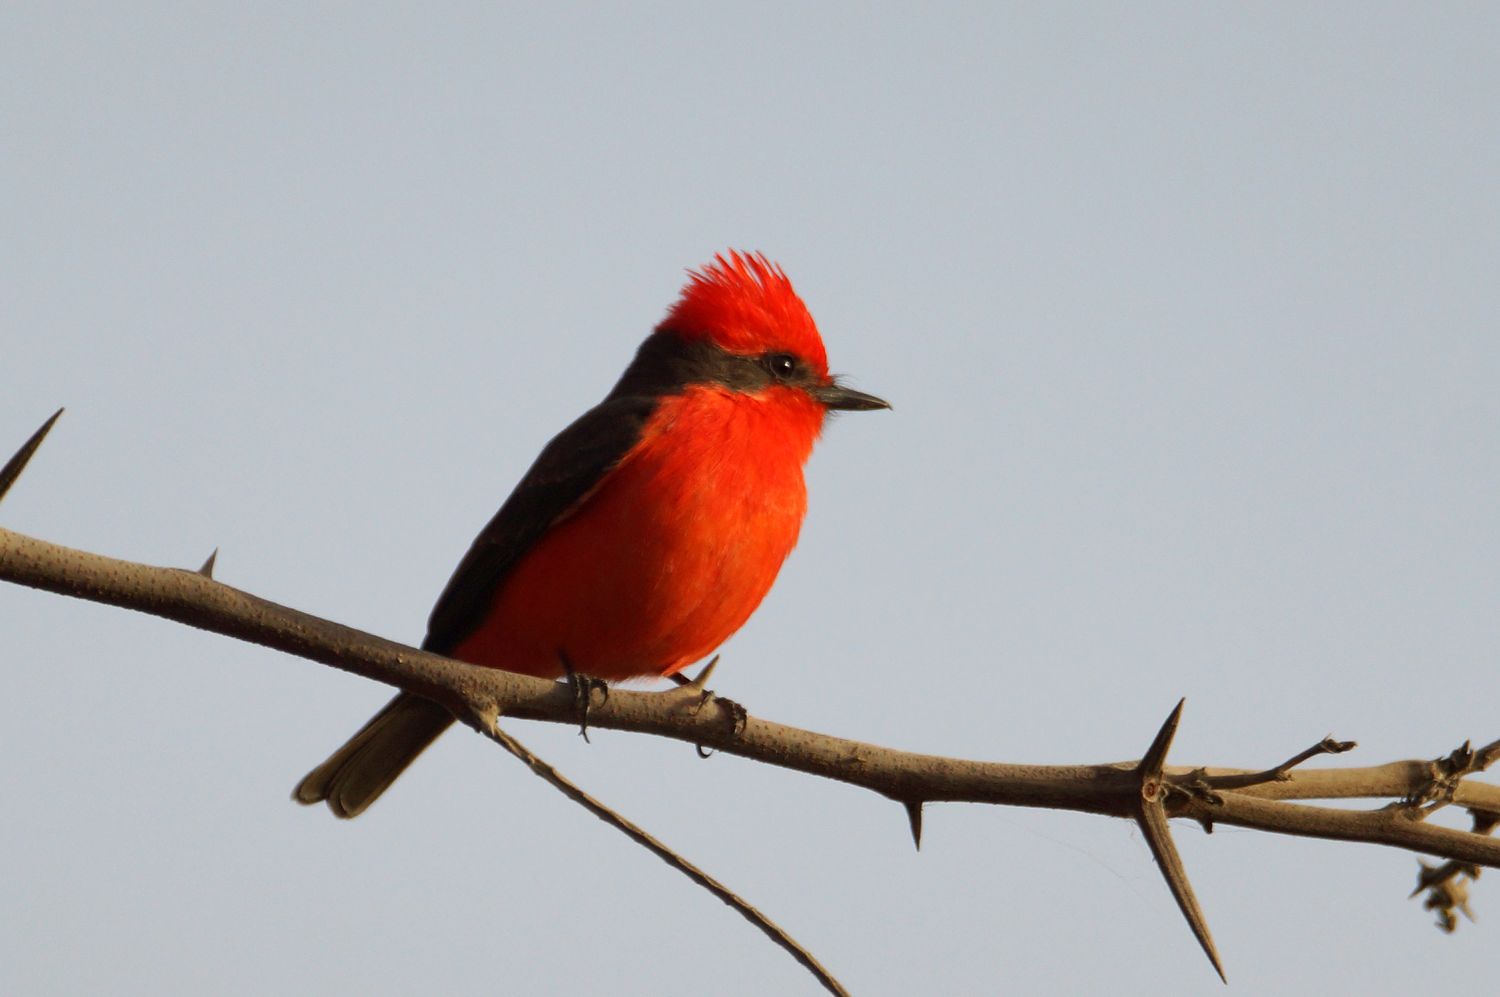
[649,251,889,412]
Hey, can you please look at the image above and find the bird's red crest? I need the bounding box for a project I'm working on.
[657,251,829,375]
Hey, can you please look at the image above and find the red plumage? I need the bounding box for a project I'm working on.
[454,382,821,680]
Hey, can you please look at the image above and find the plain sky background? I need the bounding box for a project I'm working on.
[4,5,1498,995]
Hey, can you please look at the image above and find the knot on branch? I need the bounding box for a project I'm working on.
[1405,739,1500,817]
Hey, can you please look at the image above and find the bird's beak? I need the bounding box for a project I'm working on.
[812,381,891,412]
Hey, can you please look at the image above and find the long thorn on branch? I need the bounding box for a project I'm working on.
[0,408,63,505]
[1134,699,1227,984]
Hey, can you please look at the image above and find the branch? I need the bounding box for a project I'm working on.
[4,412,1498,986]
[6,525,1496,828]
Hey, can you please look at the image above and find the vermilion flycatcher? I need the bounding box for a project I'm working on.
[295,251,887,817]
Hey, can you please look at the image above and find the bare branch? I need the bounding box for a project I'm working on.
[3,525,1498,857]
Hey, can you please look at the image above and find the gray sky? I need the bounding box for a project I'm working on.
[4,5,1498,995]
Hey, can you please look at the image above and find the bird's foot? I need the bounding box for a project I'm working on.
[667,656,748,756]
[559,651,608,743]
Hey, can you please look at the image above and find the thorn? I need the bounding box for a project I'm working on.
[0,408,64,504]
[904,800,924,851]
[1137,803,1227,983]
[197,549,218,578]
[1133,698,1227,983]
[1139,698,1186,787]
[688,654,721,690]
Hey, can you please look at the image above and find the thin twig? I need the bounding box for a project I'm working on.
[1196,736,1358,792]
[482,719,849,997]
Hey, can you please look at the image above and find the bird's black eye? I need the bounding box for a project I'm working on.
[764,353,798,379]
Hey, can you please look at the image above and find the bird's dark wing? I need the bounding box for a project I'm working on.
[421,394,659,656]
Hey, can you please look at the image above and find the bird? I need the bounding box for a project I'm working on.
[294,250,888,818]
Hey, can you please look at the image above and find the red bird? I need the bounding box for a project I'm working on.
[295,251,887,817]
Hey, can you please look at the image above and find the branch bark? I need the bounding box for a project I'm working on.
[2,524,1497,840]
[4,526,1497,841]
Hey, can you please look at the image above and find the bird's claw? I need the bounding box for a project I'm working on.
[559,651,608,742]
[667,656,747,756]
[718,696,749,736]
[689,697,749,757]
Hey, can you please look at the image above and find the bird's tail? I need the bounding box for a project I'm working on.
[293,692,454,818]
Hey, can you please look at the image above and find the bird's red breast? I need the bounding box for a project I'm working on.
[452,381,823,680]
